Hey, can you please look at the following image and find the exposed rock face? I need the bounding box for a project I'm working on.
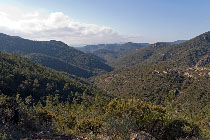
[130,131,156,140]
[196,55,210,67]
[202,34,210,41]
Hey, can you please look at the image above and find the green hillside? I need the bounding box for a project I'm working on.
[93,63,210,137]
[26,53,93,78]
[113,32,210,68]
[0,32,209,139]
[0,51,201,140]
[93,32,210,138]
[0,33,113,78]
[0,51,98,101]
[111,42,169,67]
[144,32,210,66]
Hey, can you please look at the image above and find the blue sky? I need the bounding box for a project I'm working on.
[0,0,210,45]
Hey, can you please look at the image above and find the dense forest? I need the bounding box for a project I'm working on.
[93,63,210,138]
[111,42,169,67]
[110,32,210,68]
[0,32,210,139]
[0,52,100,102]
[93,32,210,138]
[0,33,113,78]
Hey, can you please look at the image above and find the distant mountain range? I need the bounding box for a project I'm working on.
[77,40,187,66]
[0,33,113,78]
[77,42,150,63]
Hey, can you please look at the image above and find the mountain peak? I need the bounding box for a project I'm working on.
[194,31,210,42]
[202,32,210,40]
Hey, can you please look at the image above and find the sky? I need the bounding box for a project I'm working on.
[0,0,210,46]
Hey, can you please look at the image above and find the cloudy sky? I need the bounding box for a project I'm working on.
[0,0,210,46]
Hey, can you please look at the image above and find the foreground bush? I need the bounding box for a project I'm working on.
[0,94,201,140]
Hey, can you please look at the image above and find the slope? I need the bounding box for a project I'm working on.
[113,32,210,68]
[0,49,205,139]
[93,63,210,136]
[93,32,210,136]
[0,33,113,78]
[111,42,169,67]
[0,51,99,101]
[26,53,93,78]
[144,32,210,66]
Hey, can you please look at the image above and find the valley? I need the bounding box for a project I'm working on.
[0,31,209,139]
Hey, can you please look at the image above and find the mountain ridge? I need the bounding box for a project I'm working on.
[77,42,150,63]
[110,32,210,68]
[0,33,113,78]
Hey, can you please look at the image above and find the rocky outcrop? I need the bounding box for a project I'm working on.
[130,131,156,140]
[195,55,210,67]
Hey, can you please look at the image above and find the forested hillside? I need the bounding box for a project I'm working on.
[0,33,113,78]
[26,53,93,78]
[0,51,202,140]
[111,42,169,67]
[112,32,210,68]
[93,32,210,138]
[0,0,209,139]
[0,51,98,101]
[0,32,209,139]
[93,64,210,138]
[143,32,210,66]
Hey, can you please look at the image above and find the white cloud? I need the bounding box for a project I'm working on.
[0,4,142,45]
